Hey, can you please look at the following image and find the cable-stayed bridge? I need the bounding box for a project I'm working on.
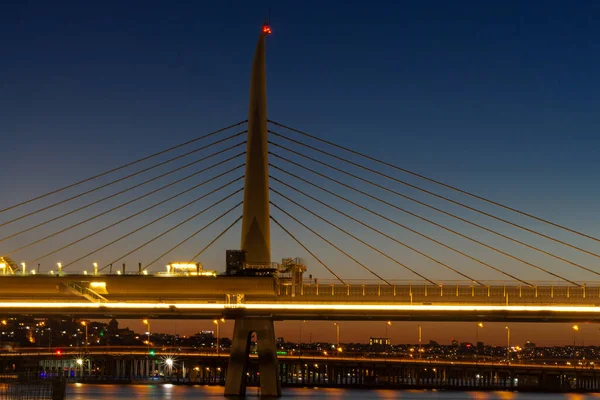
[1,23,599,396]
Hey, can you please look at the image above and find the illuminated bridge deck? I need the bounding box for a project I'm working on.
[0,275,599,322]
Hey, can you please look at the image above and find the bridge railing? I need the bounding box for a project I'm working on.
[277,279,600,304]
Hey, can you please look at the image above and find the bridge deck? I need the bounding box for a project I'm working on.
[0,276,599,322]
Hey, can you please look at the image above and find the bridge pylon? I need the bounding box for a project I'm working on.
[224,23,281,398]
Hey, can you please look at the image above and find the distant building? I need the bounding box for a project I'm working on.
[369,337,390,346]
[524,341,536,349]
[108,318,119,335]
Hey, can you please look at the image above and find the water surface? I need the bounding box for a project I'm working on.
[65,384,600,399]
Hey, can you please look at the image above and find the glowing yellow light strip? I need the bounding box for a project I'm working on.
[1,302,600,313]
[195,304,600,313]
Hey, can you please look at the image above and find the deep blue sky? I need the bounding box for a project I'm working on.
[2,1,600,343]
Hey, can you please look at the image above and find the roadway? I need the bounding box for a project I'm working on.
[1,346,593,372]
[0,275,599,322]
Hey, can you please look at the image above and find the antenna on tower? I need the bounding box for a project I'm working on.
[262,10,272,35]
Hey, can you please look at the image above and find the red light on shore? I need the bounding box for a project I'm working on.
[55,350,62,356]
[262,24,272,35]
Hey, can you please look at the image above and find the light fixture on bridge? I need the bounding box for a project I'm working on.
[164,262,215,277]
[20,262,26,275]
[93,263,98,275]
[57,262,62,273]
[89,281,108,295]
[262,24,272,35]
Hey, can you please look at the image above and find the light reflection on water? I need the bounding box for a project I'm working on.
[65,384,600,399]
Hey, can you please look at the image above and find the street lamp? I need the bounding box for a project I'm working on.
[80,321,88,352]
[299,320,306,350]
[385,321,392,348]
[418,325,422,359]
[572,325,579,359]
[505,326,511,365]
[476,322,483,360]
[333,322,340,347]
[213,318,225,355]
[143,319,151,349]
[0,319,6,348]
[20,262,26,275]
[76,358,84,377]
[93,263,98,275]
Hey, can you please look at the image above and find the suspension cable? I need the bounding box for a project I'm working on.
[269,132,600,259]
[29,175,243,263]
[271,172,530,286]
[109,200,242,271]
[271,215,346,284]
[271,201,392,285]
[269,120,600,244]
[66,187,243,271]
[0,145,245,243]
[10,164,243,256]
[270,155,582,286]
[0,120,247,214]
[187,214,242,264]
[1,130,246,228]
[272,188,465,286]
[269,141,600,261]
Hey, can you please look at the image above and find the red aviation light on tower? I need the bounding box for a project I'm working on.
[262,24,272,35]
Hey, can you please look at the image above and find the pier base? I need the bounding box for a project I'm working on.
[224,318,281,397]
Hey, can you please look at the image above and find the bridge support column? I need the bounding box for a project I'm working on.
[224,318,281,397]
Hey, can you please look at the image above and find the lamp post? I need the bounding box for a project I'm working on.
[385,321,392,348]
[0,319,6,348]
[81,321,88,352]
[572,325,579,359]
[213,318,225,355]
[505,326,510,365]
[333,322,340,347]
[143,319,151,350]
[476,322,483,360]
[299,320,306,351]
[76,358,83,377]
[418,325,422,359]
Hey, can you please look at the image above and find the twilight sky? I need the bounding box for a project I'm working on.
[1,1,600,345]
